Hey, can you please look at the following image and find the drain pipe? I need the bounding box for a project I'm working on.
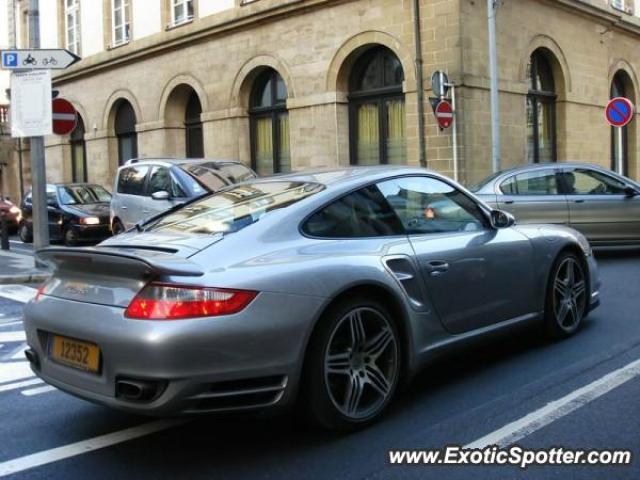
[413,0,427,168]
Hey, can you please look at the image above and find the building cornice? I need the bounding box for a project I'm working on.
[548,0,640,34]
[53,0,352,86]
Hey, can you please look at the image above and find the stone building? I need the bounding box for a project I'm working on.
[1,0,639,203]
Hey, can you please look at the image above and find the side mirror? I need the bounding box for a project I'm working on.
[490,209,516,229]
[151,191,170,201]
[623,186,639,198]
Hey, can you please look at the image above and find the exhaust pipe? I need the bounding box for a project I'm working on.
[115,379,160,402]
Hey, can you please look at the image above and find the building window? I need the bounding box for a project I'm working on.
[112,0,130,46]
[249,69,290,175]
[610,72,631,176]
[115,101,138,166]
[349,46,406,166]
[527,49,557,163]
[185,91,203,158]
[610,0,634,14]
[171,0,194,26]
[70,115,87,182]
[65,0,81,55]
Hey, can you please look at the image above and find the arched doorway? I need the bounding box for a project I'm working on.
[610,71,634,176]
[527,49,557,163]
[114,100,138,165]
[185,91,203,158]
[70,114,87,182]
[249,68,290,175]
[348,46,406,166]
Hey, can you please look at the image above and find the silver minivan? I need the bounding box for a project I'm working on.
[110,158,256,234]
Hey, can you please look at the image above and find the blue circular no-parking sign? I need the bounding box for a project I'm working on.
[605,97,635,127]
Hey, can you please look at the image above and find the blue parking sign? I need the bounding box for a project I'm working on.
[2,52,18,68]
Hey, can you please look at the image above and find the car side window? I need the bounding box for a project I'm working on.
[117,166,150,195]
[501,170,558,195]
[46,192,59,207]
[378,176,487,234]
[148,166,173,196]
[24,194,32,205]
[562,169,627,195]
[303,185,404,238]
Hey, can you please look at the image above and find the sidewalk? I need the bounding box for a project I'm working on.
[0,249,50,285]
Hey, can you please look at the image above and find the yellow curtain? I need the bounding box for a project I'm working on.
[357,103,380,165]
[278,113,291,173]
[255,117,273,175]
[386,99,406,165]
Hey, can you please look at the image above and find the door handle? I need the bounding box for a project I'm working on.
[120,206,128,210]
[142,210,150,214]
[504,200,515,205]
[425,260,449,277]
[574,199,585,204]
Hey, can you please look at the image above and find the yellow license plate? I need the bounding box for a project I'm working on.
[50,335,101,373]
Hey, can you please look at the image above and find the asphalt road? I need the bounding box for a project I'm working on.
[0,250,638,480]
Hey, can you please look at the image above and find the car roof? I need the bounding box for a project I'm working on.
[122,158,246,168]
[489,162,614,177]
[253,165,437,188]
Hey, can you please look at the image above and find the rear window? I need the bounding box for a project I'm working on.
[117,166,150,195]
[181,162,256,193]
[144,181,324,236]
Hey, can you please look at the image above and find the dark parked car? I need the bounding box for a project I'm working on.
[0,196,21,233]
[110,158,257,234]
[19,183,113,246]
[472,163,640,246]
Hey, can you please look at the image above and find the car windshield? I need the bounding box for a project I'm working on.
[144,181,324,235]
[181,162,257,193]
[57,185,112,205]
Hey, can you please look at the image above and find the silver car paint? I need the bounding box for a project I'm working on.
[474,162,640,245]
[24,166,600,416]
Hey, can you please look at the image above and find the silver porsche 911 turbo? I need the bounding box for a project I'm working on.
[24,166,600,430]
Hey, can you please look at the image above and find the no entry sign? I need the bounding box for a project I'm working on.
[605,97,635,128]
[52,98,77,135]
[435,100,454,129]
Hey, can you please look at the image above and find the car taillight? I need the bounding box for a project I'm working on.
[125,283,258,320]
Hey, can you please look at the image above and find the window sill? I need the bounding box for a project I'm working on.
[165,17,194,31]
[107,39,130,50]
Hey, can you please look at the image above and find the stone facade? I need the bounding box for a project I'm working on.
[2,0,640,203]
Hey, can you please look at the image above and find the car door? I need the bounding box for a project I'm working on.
[46,190,64,240]
[378,176,536,334]
[114,165,151,228]
[495,169,569,225]
[560,167,640,244]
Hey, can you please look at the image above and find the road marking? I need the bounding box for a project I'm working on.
[0,285,38,304]
[0,331,26,342]
[0,361,33,384]
[0,321,24,328]
[465,357,640,448]
[0,378,43,393]
[0,419,189,477]
[21,385,56,396]
[7,343,27,360]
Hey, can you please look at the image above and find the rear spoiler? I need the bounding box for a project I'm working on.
[37,247,204,278]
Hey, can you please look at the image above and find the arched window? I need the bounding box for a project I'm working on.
[527,49,557,163]
[349,46,406,165]
[115,100,138,165]
[70,114,87,182]
[185,91,203,158]
[249,69,290,175]
[611,72,631,176]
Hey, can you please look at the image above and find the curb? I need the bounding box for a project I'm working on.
[0,272,51,285]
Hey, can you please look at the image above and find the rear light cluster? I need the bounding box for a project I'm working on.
[125,283,258,320]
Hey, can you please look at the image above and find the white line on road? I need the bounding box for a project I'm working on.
[0,378,43,393]
[21,385,56,396]
[0,321,24,328]
[0,361,33,384]
[0,331,26,343]
[0,419,189,477]
[0,285,38,304]
[465,357,640,448]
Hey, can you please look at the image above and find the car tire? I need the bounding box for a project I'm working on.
[18,223,32,243]
[63,227,79,247]
[544,251,588,339]
[112,219,125,236]
[302,297,401,431]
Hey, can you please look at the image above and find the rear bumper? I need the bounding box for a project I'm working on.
[23,291,325,416]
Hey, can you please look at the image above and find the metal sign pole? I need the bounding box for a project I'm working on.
[28,0,50,264]
[487,0,501,173]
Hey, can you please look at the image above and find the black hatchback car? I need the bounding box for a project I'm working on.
[19,183,113,246]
